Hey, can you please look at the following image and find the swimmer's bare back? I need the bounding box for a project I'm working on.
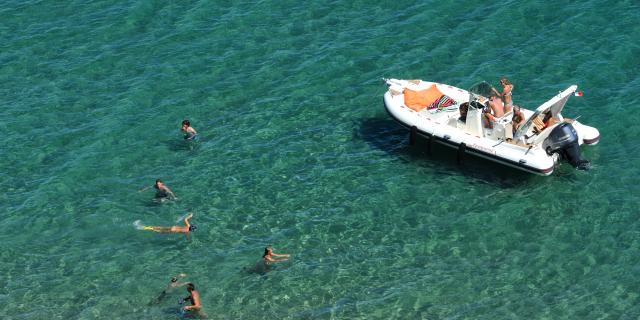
[143,226,187,233]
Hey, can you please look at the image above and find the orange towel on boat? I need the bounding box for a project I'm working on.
[403,85,444,112]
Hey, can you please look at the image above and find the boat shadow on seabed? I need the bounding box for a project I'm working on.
[355,117,537,186]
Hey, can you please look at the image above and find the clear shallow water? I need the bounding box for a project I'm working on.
[1,0,640,319]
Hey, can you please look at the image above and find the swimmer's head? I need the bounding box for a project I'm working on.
[189,225,197,232]
[182,120,190,127]
[154,179,162,189]
[186,283,195,292]
[263,246,272,257]
[171,277,178,283]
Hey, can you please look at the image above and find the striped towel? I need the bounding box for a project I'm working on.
[428,95,456,110]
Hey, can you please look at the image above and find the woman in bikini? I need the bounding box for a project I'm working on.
[499,77,514,113]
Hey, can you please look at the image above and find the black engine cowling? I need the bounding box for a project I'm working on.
[542,122,590,170]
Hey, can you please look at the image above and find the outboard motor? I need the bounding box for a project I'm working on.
[543,122,590,170]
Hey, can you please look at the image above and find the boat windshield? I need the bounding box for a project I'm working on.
[513,85,577,140]
[467,81,498,106]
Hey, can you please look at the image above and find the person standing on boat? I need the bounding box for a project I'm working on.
[181,119,198,140]
[499,77,514,113]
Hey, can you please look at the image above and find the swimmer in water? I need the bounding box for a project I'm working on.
[180,283,202,313]
[155,273,188,303]
[181,119,198,140]
[142,213,196,234]
[262,246,290,265]
[154,179,176,200]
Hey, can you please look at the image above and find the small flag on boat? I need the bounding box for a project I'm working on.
[574,91,583,97]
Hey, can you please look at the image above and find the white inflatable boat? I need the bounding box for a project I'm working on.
[382,79,600,175]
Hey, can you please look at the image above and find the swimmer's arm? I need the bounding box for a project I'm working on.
[183,213,193,227]
[185,128,197,140]
[271,253,290,257]
[183,295,202,311]
[165,187,177,199]
[266,255,288,263]
[185,303,202,311]
[172,274,188,286]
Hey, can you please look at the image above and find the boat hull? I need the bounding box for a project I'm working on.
[382,79,599,175]
[383,96,555,175]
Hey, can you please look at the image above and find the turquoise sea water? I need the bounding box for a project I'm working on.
[2,0,640,318]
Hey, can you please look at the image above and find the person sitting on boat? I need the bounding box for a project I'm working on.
[511,105,526,133]
[483,95,505,128]
[458,102,469,123]
[487,95,505,118]
[542,112,559,129]
[533,112,559,134]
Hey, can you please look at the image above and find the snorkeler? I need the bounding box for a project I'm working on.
[141,213,197,234]
[167,274,188,290]
[180,283,202,313]
[155,273,188,302]
[154,179,177,200]
[181,119,198,140]
[262,246,290,265]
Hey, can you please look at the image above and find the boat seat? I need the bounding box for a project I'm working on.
[532,116,546,132]
[504,123,513,140]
